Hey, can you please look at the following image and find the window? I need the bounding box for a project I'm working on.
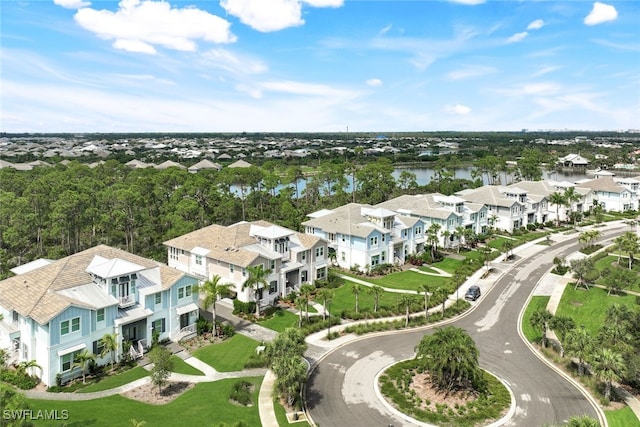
[382,251,386,262]
[382,234,385,242]
[370,236,378,246]
[269,281,277,294]
[155,292,162,305]
[195,255,203,266]
[270,260,275,270]
[242,268,247,277]
[61,353,74,372]
[152,318,166,334]
[415,226,422,235]
[315,247,324,257]
[96,308,105,323]
[93,339,105,356]
[60,317,80,335]
[170,247,179,260]
[341,251,346,261]
[230,264,235,273]
[402,229,408,238]
[316,267,326,280]
[301,251,307,261]
[178,286,191,299]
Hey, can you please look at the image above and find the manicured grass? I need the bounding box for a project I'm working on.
[555,286,639,336]
[521,296,551,343]
[29,377,263,426]
[606,406,640,427]
[77,366,149,394]
[170,355,204,376]
[274,396,311,427]
[192,334,261,372]
[361,269,451,291]
[329,281,420,315]
[431,256,464,273]
[258,308,299,332]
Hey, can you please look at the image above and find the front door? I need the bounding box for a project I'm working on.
[123,324,137,342]
[180,313,189,329]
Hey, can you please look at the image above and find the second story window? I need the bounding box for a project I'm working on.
[195,255,203,266]
[315,247,324,257]
[96,308,105,323]
[370,236,378,246]
[61,317,80,335]
[230,264,235,274]
[155,292,162,305]
[178,285,192,299]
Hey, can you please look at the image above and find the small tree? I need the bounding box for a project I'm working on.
[565,327,594,376]
[417,283,431,321]
[592,347,624,401]
[295,296,306,328]
[569,257,595,290]
[397,294,414,328]
[530,309,553,348]
[351,283,362,314]
[299,283,315,322]
[242,265,272,318]
[193,275,233,336]
[148,346,173,395]
[549,315,575,357]
[316,288,334,321]
[368,285,384,313]
[100,332,119,370]
[72,350,95,384]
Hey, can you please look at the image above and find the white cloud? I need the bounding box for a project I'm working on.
[379,24,392,37]
[527,19,545,31]
[507,32,528,43]
[448,0,485,5]
[74,0,236,54]
[584,2,618,26]
[530,66,561,78]
[445,104,472,115]
[445,65,496,81]
[199,48,268,75]
[54,0,91,9]
[366,78,382,87]
[260,80,359,99]
[221,0,343,33]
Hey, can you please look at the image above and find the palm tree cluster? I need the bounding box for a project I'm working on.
[414,326,485,396]
[265,328,307,408]
[532,304,640,401]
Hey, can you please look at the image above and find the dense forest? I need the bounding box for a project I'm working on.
[1,132,639,279]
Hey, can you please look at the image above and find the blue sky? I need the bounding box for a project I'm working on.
[1,0,639,132]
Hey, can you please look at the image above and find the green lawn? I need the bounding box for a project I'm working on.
[555,286,638,336]
[77,366,149,394]
[258,308,299,332]
[330,280,425,315]
[521,296,551,343]
[274,396,311,427]
[431,256,464,273]
[359,269,451,291]
[606,406,640,427]
[170,355,204,376]
[29,377,263,426]
[192,334,261,372]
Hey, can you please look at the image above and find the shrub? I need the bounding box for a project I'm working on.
[0,370,38,389]
[221,324,235,337]
[233,299,256,316]
[243,353,268,369]
[229,380,253,406]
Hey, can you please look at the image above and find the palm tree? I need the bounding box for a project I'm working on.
[242,265,272,318]
[16,360,41,377]
[549,315,575,357]
[442,230,451,250]
[427,223,441,259]
[351,283,362,314]
[417,283,431,320]
[193,275,233,336]
[530,309,553,348]
[299,283,315,322]
[368,285,384,313]
[295,296,306,327]
[433,287,448,319]
[621,231,639,270]
[73,350,95,384]
[454,226,466,253]
[316,288,334,321]
[100,332,118,370]
[569,257,594,290]
[592,347,624,400]
[415,326,483,396]
[563,187,581,226]
[549,192,566,227]
[503,239,515,260]
[398,294,414,328]
[565,327,595,376]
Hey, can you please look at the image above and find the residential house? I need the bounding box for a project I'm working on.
[559,153,589,169]
[188,159,222,173]
[377,193,489,248]
[575,176,638,212]
[164,221,328,307]
[456,186,530,232]
[0,245,199,386]
[303,203,426,271]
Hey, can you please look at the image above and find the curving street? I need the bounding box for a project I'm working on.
[305,227,626,427]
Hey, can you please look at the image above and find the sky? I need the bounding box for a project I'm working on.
[1,0,639,133]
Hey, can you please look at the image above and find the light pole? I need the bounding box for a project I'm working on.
[327,300,331,340]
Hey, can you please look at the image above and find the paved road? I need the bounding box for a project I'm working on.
[306,228,625,427]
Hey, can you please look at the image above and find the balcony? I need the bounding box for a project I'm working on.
[118,295,135,308]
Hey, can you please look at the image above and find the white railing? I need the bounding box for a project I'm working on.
[128,340,145,360]
[119,295,135,307]
[173,324,197,341]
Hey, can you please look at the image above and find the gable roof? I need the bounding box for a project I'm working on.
[302,203,382,238]
[578,176,632,194]
[0,245,177,325]
[164,220,323,267]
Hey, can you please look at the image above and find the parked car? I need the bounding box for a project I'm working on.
[464,285,481,301]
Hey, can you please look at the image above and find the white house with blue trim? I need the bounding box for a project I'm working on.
[0,245,199,386]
